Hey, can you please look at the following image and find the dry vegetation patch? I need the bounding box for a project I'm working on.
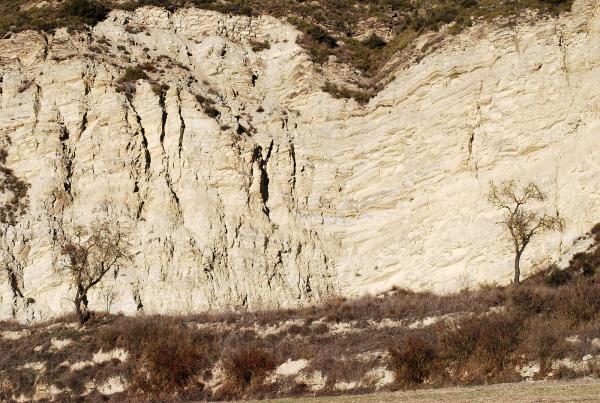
[2,226,600,400]
[2,227,600,401]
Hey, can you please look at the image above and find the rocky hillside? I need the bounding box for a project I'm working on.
[1,230,600,400]
[0,0,599,321]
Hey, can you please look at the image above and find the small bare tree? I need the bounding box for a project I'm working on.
[488,180,565,285]
[99,285,119,313]
[59,217,130,325]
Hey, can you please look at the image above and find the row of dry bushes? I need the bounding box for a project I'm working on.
[2,226,600,401]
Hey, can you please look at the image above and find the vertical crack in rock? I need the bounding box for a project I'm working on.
[32,84,42,136]
[40,32,49,61]
[53,107,76,204]
[289,141,297,207]
[135,200,145,220]
[58,120,74,197]
[158,91,167,145]
[557,26,569,80]
[80,108,88,140]
[1,247,25,318]
[79,63,97,139]
[9,266,24,318]
[123,96,151,221]
[176,87,186,157]
[305,274,312,295]
[466,82,484,174]
[165,171,181,213]
[132,284,144,311]
[157,89,182,216]
[252,140,273,217]
[467,132,475,159]
[127,100,152,173]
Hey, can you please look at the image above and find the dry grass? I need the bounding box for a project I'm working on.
[2,226,600,400]
[250,379,600,402]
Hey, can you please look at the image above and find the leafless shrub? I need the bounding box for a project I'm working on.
[519,315,570,364]
[439,318,479,362]
[99,286,119,312]
[557,283,600,323]
[470,313,521,372]
[135,323,208,394]
[390,335,438,386]
[219,346,276,399]
[488,180,565,285]
[57,216,131,325]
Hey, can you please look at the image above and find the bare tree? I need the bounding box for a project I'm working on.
[58,217,130,325]
[488,180,565,285]
[99,285,119,313]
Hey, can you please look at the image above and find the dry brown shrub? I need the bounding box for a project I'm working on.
[218,346,276,399]
[591,223,600,242]
[557,282,600,324]
[472,313,521,371]
[508,286,553,315]
[439,317,479,362]
[118,318,211,395]
[390,335,438,386]
[518,315,570,364]
[140,330,206,391]
[545,266,574,287]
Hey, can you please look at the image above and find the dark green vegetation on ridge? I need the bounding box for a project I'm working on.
[1,0,572,78]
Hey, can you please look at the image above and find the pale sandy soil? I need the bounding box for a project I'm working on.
[259,379,600,402]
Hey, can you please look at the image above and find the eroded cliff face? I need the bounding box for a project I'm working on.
[0,0,599,321]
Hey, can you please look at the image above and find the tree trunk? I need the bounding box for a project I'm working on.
[74,296,90,325]
[514,250,522,286]
[75,297,85,325]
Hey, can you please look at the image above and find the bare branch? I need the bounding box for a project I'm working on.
[58,215,131,325]
[488,179,564,285]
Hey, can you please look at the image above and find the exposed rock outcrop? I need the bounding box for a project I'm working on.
[0,0,599,321]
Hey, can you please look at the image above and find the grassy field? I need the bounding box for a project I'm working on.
[265,379,600,402]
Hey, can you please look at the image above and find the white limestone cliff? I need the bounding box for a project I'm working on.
[0,0,599,321]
